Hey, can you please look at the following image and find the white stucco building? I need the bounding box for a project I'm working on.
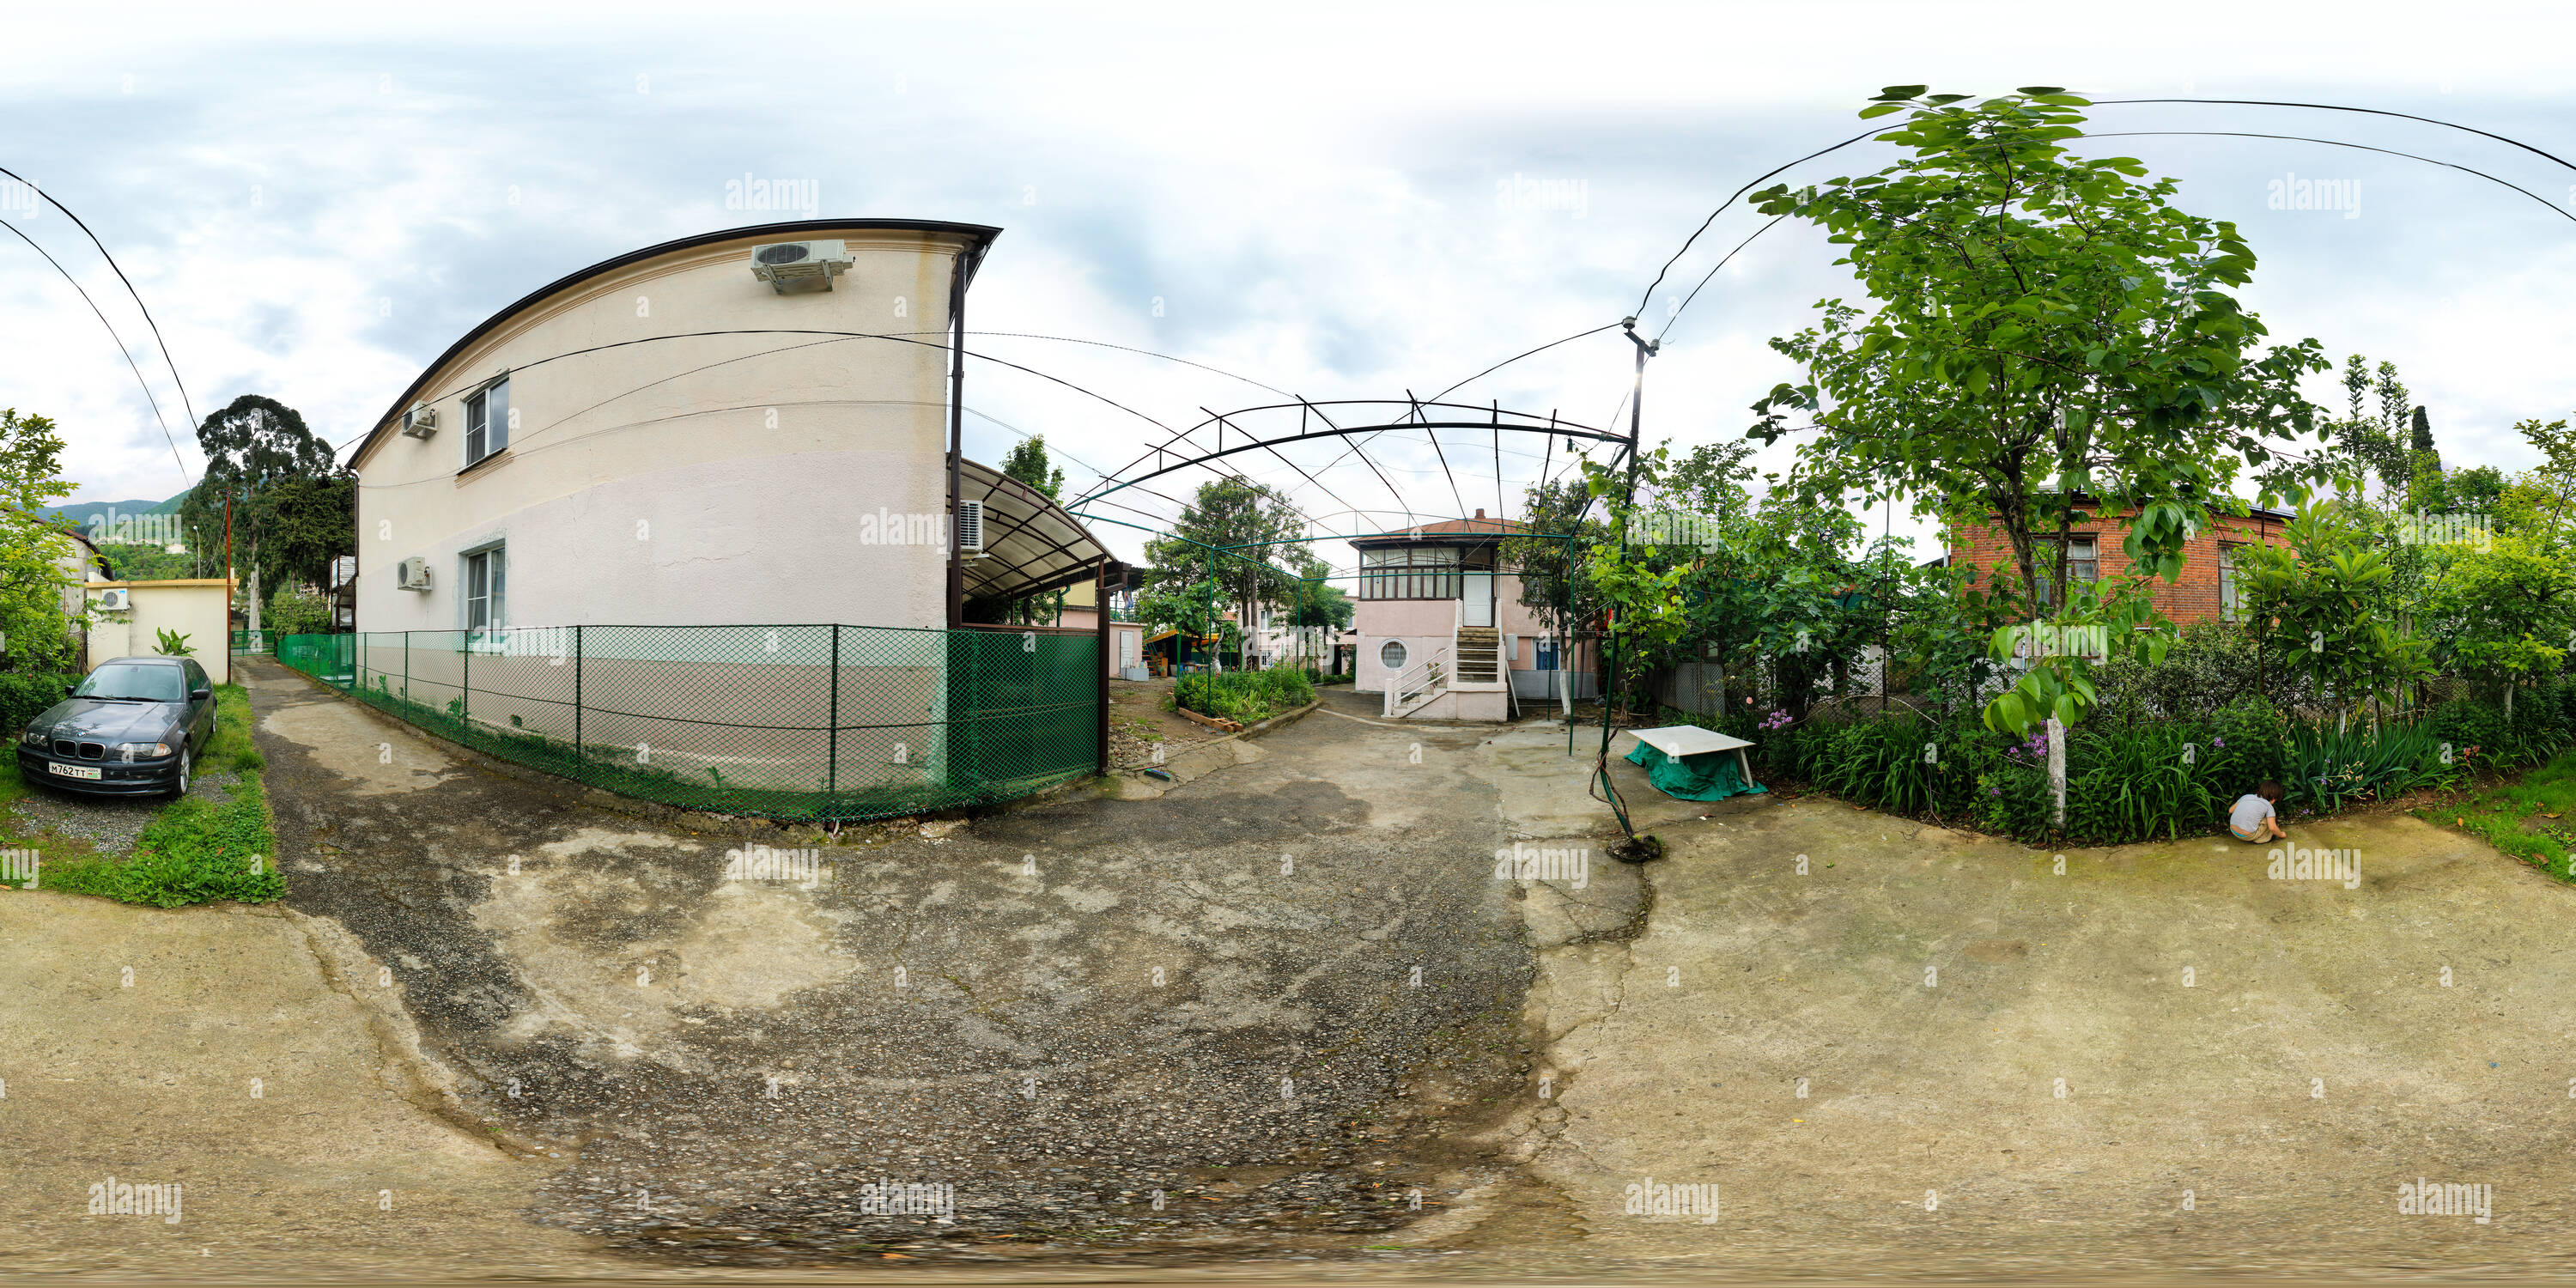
[349,218,1103,635]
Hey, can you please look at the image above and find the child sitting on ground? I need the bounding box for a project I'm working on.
[2230,781,2287,842]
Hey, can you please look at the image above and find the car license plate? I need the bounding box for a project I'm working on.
[46,762,102,781]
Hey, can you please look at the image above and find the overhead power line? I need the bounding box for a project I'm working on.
[0,166,202,446]
[0,219,191,483]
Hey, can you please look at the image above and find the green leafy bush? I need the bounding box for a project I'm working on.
[1975,766,2051,841]
[263,586,331,637]
[1174,668,1316,724]
[0,671,82,735]
[1783,690,2543,844]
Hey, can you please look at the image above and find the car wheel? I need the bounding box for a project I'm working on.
[173,746,191,798]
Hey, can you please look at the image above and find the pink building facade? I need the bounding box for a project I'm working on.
[1348,513,1595,721]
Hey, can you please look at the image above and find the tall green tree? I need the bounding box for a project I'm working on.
[994,436,1070,623]
[0,409,81,670]
[1141,476,1309,641]
[1000,434,1066,501]
[255,471,355,606]
[178,394,337,631]
[1744,85,2330,734]
[1747,85,2330,609]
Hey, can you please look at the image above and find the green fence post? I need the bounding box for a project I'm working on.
[404,632,410,702]
[573,625,583,775]
[462,629,471,731]
[827,624,840,812]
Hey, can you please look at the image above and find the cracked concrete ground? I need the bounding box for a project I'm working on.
[1503,736,2576,1277]
[230,657,1564,1273]
[0,890,611,1279]
[30,662,2574,1281]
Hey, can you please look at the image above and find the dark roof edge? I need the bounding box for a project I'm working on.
[352,218,1002,467]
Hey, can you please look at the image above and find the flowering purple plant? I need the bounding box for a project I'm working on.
[2212,736,2225,749]
[1759,708,1793,732]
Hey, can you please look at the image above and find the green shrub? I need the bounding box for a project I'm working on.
[263,586,331,637]
[1975,766,2051,841]
[1175,667,1315,724]
[0,671,82,735]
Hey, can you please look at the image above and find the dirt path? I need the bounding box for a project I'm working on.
[1489,735,2576,1276]
[0,889,611,1279]
[237,656,1551,1273]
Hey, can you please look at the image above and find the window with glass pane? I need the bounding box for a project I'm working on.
[1358,545,1461,599]
[2033,535,2099,605]
[2219,542,2244,621]
[464,547,505,634]
[463,378,510,467]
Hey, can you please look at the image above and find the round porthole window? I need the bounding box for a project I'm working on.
[1379,640,1408,671]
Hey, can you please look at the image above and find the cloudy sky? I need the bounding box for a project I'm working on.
[4,1,2573,572]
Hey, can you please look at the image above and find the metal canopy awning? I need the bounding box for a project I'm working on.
[959,457,1111,606]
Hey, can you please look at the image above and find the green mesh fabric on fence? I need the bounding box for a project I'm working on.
[274,626,1100,823]
[229,629,277,655]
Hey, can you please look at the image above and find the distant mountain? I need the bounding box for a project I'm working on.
[41,489,190,528]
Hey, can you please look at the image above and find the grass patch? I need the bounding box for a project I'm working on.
[3,683,283,907]
[2413,748,2576,884]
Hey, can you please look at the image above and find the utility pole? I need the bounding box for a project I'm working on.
[1595,318,1658,852]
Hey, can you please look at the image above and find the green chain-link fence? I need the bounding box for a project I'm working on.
[275,625,1100,823]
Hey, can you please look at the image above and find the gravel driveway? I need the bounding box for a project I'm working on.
[245,657,1578,1271]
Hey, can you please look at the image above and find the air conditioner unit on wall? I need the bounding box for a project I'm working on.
[748,240,854,294]
[400,404,438,438]
[396,557,431,592]
[956,498,985,556]
[94,588,131,612]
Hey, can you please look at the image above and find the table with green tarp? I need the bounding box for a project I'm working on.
[1624,725,1766,801]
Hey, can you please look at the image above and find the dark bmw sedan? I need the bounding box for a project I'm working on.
[17,656,216,798]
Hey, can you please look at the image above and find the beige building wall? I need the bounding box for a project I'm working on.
[83,579,233,684]
[351,222,991,635]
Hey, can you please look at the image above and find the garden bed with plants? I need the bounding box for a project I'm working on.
[1696,681,2562,848]
[1172,667,1318,727]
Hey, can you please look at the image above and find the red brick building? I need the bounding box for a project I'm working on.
[1944,501,2290,625]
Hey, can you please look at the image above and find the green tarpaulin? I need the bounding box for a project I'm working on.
[1625,741,1767,802]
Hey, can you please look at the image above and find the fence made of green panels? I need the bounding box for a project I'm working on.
[273,625,1100,823]
[229,629,277,655]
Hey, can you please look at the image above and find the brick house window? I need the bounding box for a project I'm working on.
[2034,535,2098,605]
[2219,542,2245,622]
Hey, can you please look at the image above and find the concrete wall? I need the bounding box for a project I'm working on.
[85,580,232,684]
[352,225,977,635]
[1051,608,1143,677]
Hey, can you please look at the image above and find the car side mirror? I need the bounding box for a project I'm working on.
[191,688,212,702]
[64,686,77,698]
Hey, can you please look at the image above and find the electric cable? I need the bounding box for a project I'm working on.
[0,165,201,435]
[0,218,191,483]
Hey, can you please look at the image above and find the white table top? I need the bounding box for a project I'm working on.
[1629,725,1752,757]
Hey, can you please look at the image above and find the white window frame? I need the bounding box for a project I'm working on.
[461,544,506,646]
[462,375,511,469]
[1378,639,1408,671]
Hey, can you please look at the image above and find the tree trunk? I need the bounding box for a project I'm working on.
[2046,714,2067,830]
